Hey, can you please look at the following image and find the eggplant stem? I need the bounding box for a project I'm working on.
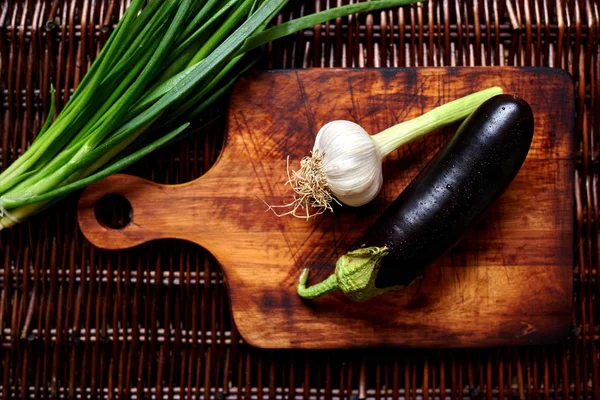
[296,246,391,301]
[296,247,426,301]
[297,269,341,299]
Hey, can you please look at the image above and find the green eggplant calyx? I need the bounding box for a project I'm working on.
[297,246,398,301]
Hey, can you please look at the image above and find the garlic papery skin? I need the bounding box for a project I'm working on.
[313,120,383,207]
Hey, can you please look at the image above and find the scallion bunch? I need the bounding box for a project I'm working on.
[0,0,421,229]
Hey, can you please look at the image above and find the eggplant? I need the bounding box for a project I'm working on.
[297,94,535,301]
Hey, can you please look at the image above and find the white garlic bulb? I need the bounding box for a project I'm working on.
[279,86,503,218]
[313,121,383,207]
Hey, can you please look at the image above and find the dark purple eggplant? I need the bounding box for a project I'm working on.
[297,94,534,301]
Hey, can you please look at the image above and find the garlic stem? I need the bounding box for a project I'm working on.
[372,86,503,158]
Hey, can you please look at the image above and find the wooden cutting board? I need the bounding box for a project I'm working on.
[78,67,574,349]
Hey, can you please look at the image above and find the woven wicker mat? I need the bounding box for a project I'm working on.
[0,1,596,399]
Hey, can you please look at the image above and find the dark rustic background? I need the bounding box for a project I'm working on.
[0,0,596,399]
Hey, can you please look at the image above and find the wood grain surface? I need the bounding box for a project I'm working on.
[78,68,574,349]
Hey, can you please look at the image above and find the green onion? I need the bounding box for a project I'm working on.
[0,0,422,229]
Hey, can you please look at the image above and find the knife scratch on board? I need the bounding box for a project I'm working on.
[516,321,537,337]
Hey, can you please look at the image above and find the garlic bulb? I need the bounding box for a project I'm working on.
[313,121,383,207]
[278,86,504,219]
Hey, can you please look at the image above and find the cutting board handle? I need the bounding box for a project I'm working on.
[78,174,205,250]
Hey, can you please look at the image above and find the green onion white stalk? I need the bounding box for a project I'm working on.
[0,0,423,229]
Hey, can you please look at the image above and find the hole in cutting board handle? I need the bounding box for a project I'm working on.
[93,193,133,230]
